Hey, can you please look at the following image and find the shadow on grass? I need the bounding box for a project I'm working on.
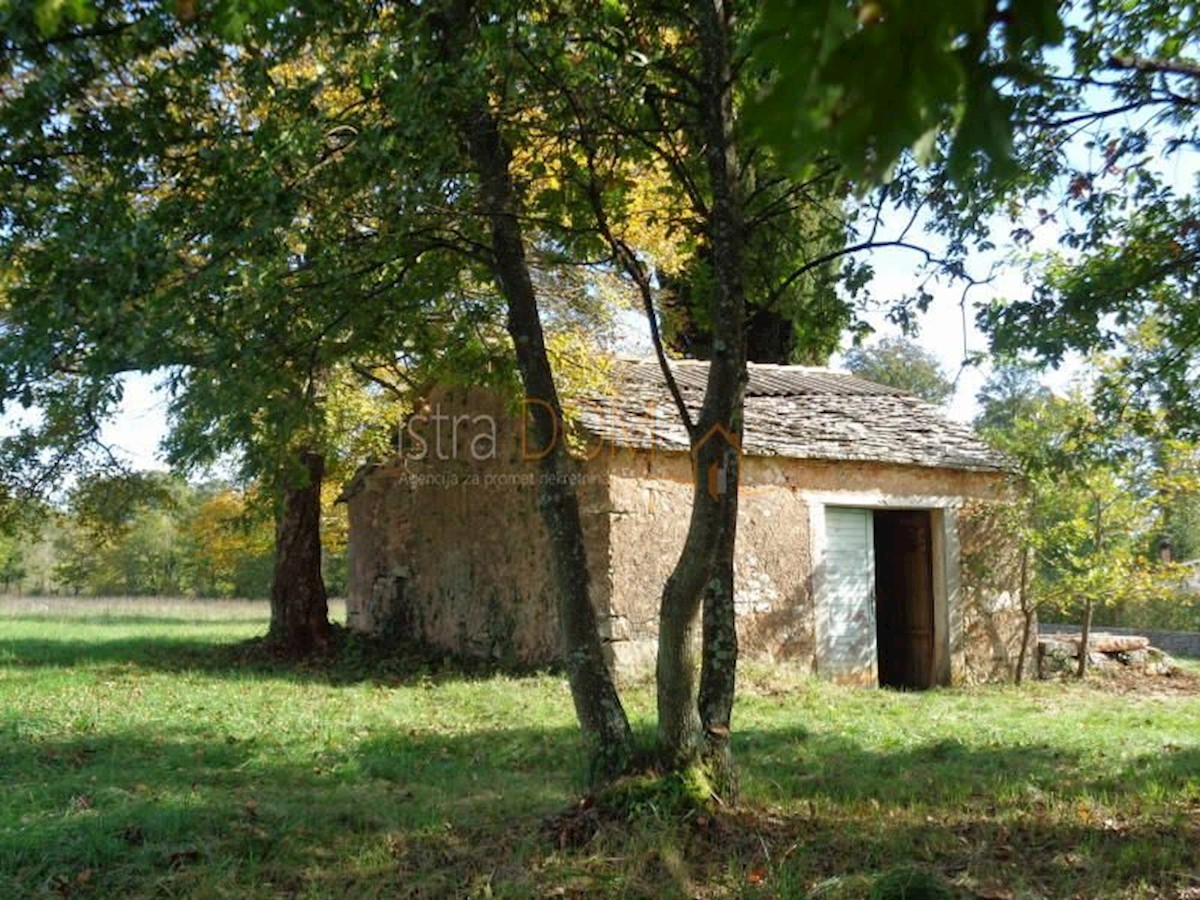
[3,616,1198,894]
[0,634,251,672]
[4,715,1198,898]
[740,726,1093,806]
[0,720,584,898]
[0,625,546,687]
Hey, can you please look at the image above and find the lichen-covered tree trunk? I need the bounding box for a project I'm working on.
[465,107,633,777]
[698,506,739,788]
[440,3,633,779]
[268,450,331,657]
[655,0,747,796]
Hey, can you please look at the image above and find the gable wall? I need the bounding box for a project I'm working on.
[346,385,613,665]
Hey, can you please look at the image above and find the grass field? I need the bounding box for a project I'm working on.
[1,598,1199,898]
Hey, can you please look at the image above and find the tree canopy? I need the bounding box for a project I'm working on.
[982,0,1200,439]
[843,336,955,405]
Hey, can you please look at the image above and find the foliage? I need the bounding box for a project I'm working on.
[974,368,1192,629]
[658,178,853,365]
[179,486,277,599]
[50,472,186,597]
[0,532,25,590]
[982,0,1200,439]
[0,0,493,510]
[972,361,1050,436]
[749,0,1065,183]
[1,603,1199,898]
[842,336,954,404]
[1139,436,1200,561]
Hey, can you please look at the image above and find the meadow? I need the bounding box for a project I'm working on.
[1,597,1198,898]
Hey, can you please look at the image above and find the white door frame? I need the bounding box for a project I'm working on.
[808,491,962,686]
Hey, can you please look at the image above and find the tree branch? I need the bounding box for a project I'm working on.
[1109,53,1200,80]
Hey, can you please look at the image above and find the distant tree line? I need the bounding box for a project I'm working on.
[0,472,348,600]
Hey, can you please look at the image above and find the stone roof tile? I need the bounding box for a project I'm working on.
[575,358,1010,473]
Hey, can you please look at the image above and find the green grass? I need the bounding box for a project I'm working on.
[1,598,1199,898]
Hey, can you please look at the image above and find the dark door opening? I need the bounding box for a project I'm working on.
[873,509,936,689]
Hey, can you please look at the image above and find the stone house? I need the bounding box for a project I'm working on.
[343,358,1025,686]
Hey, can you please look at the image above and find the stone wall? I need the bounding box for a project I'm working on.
[345,385,612,665]
[602,453,1014,681]
[603,452,813,674]
[1040,623,1200,659]
[747,456,1005,499]
[958,498,1029,683]
[346,389,1021,685]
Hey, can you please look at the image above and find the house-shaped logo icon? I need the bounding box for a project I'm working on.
[691,422,741,500]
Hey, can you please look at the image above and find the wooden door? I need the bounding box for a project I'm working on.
[874,509,935,688]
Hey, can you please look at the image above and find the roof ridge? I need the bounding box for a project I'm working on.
[612,354,847,374]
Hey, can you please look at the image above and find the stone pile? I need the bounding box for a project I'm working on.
[1037,631,1178,679]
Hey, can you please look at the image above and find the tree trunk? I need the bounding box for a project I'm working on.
[1077,497,1104,678]
[268,450,331,657]
[656,0,748,796]
[698,505,739,793]
[439,2,633,780]
[1076,594,1094,678]
[1015,545,1032,685]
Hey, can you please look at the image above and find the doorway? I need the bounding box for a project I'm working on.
[873,509,936,689]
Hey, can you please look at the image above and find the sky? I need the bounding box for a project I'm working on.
[839,213,1097,422]
[99,374,173,471]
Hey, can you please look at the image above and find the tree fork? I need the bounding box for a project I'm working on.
[655,0,748,791]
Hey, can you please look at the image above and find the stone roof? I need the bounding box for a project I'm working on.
[575,358,1010,473]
